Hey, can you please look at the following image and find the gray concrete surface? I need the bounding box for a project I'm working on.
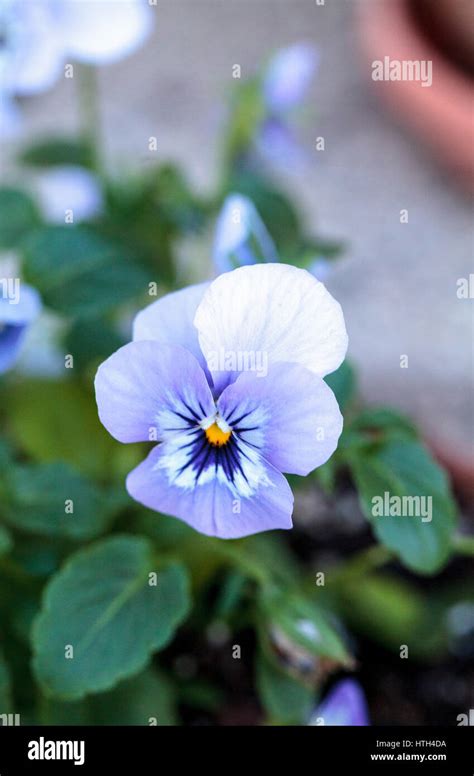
[5,0,474,464]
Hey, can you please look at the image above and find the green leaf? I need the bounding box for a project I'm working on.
[22,226,148,319]
[32,535,190,700]
[255,650,313,724]
[19,137,94,169]
[0,524,13,556]
[325,360,356,412]
[0,188,41,248]
[350,438,457,574]
[259,588,350,663]
[335,573,445,659]
[349,407,417,440]
[5,378,143,479]
[2,462,121,540]
[91,667,177,725]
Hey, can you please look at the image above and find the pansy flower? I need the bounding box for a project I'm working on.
[309,679,370,726]
[0,0,154,136]
[0,277,41,374]
[95,264,347,538]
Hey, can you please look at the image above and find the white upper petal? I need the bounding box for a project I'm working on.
[194,263,348,394]
[133,282,210,375]
[59,0,154,64]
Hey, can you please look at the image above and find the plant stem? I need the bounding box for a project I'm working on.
[77,63,101,172]
[333,544,393,583]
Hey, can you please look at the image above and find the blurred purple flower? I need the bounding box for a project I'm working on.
[0,0,154,135]
[255,117,306,171]
[0,280,41,374]
[309,679,370,726]
[264,43,319,114]
[256,43,319,171]
[95,264,347,538]
[36,166,103,223]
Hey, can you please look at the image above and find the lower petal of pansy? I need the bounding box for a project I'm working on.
[217,362,343,476]
[95,341,215,444]
[126,442,293,539]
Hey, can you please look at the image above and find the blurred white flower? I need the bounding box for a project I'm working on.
[35,165,103,223]
[0,0,154,135]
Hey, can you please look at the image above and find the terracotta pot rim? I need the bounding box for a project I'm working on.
[357,0,474,186]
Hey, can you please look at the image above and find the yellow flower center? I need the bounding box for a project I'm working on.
[205,422,232,447]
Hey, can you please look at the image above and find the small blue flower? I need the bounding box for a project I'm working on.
[309,679,370,726]
[0,281,41,374]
